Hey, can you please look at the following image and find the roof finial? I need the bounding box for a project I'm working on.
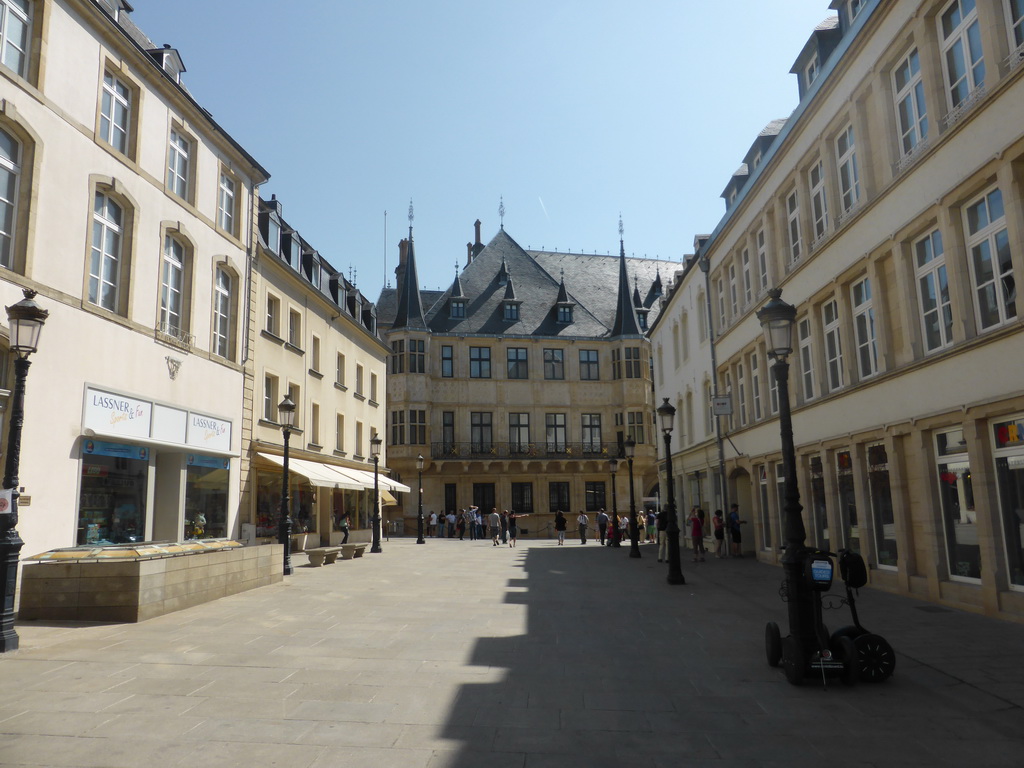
[408,199,414,232]
[618,214,624,240]
[499,196,505,230]
[619,214,626,258]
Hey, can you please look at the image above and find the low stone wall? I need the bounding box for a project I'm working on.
[19,544,284,623]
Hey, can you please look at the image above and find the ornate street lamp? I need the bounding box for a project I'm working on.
[658,398,685,585]
[757,288,813,683]
[625,437,641,559]
[0,289,48,652]
[609,456,621,548]
[370,434,382,553]
[416,453,425,544]
[277,394,296,576]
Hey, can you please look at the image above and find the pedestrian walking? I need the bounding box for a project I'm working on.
[456,509,466,540]
[729,503,747,557]
[489,508,502,545]
[619,514,629,544]
[508,510,530,547]
[499,509,508,544]
[577,510,589,544]
[446,511,456,538]
[467,507,478,541]
[475,508,485,540]
[597,509,609,545]
[657,507,668,562]
[688,507,705,562]
[428,511,437,537]
[696,508,707,558]
[645,509,657,543]
[712,509,726,558]
[554,511,567,545]
[338,512,351,545]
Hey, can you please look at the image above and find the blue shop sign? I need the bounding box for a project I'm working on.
[83,440,148,461]
[187,454,230,469]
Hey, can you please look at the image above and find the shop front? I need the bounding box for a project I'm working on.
[78,386,235,545]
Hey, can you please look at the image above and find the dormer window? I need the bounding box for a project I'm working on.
[450,300,465,318]
[638,311,648,331]
[504,303,519,322]
[805,51,819,88]
[752,150,762,170]
[557,305,573,323]
[847,0,865,22]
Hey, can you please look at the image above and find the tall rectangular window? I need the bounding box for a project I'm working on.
[509,413,530,453]
[167,129,190,199]
[1008,0,1024,49]
[0,0,31,77]
[893,48,929,158]
[768,357,779,414]
[798,317,815,401]
[355,364,363,395]
[507,347,528,379]
[579,349,599,380]
[716,277,726,329]
[964,187,1015,330]
[213,268,232,359]
[939,0,985,110]
[218,172,236,234]
[471,412,492,452]
[160,235,185,335]
[835,125,860,213]
[741,248,752,306]
[786,190,802,264]
[914,229,953,352]
[100,72,131,154]
[470,347,491,378]
[728,262,739,316]
[0,126,19,269]
[391,340,405,374]
[409,409,426,445]
[624,347,641,379]
[544,348,564,380]
[851,277,878,379]
[288,310,301,348]
[263,374,278,421]
[756,229,769,291]
[310,402,321,446]
[89,192,123,312]
[391,410,405,445]
[266,295,279,335]
[335,413,344,452]
[750,351,762,421]
[868,443,898,568]
[737,362,747,426]
[822,298,844,391]
[511,482,534,513]
[370,373,378,403]
[336,352,346,387]
[310,336,321,373]
[441,345,453,378]
[442,412,455,452]
[549,482,570,513]
[627,411,644,444]
[809,160,828,242]
[584,481,606,512]
[408,339,425,373]
[545,413,567,452]
[581,414,602,453]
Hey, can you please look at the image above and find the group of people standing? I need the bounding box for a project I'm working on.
[686,503,746,560]
[427,507,529,547]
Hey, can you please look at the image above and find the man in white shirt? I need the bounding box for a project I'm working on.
[577,511,589,544]
[488,508,501,546]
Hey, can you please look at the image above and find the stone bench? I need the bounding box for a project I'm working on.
[340,543,368,560]
[304,547,344,567]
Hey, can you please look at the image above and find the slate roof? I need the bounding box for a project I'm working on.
[377,228,677,339]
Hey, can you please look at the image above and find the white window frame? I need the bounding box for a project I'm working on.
[835,124,860,214]
[741,248,752,306]
[263,374,278,421]
[798,317,815,401]
[804,51,819,89]
[768,358,779,415]
[728,262,739,316]
[809,160,828,243]
[218,171,237,234]
[750,351,762,421]
[716,277,726,330]
[1007,0,1024,52]
[914,229,953,353]
[89,191,122,312]
[336,352,346,386]
[724,372,734,431]
[310,402,320,446]
[159,235,185,335]
[167,128,190,199]
[100,71,130,154]
[0,0,31,78]
[737,361,747,427]
[756,228,768,291]
[848,0,865,21]
[939,0,985,110]
[893,47,929,158]
[213,267,232,359]
[0,126,20,269]
[964,187,1015,330]
[288,308,301,348]
[786,190,802,264]
[335,413,344,452]
[266,294,280,336]
[822,298,845,392]
[851,277,878,379]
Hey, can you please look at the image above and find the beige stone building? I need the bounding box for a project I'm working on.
[653,0,1024,620]
[243,196,399,550]
[377,219,677,539]
[0,0,267,559]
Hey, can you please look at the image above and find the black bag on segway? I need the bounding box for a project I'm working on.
[838,550,867,589]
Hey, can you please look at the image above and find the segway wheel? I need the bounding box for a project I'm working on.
[765,622,782,668]
[854,633,895,683]
[782,635,804,686]
[837,636,858,686]
[830,625,865,642]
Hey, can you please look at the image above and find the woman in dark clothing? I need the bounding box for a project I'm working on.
[508,510,530,547]
[553,511,567,545]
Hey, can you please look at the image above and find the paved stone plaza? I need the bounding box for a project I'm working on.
[1,537,1023,767]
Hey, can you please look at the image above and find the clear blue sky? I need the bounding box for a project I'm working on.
[130,1,832,302]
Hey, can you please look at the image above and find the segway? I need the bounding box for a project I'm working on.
[827,549,896,683]
[765,548,859,687]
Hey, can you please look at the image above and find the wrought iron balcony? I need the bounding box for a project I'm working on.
[429,441,617,460]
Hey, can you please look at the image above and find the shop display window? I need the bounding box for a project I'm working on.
[836,450,859,553]
[78,440,149,545]
[936,429,979,579]
[993,417,1024,587]
[255,468,315,538]
[868,444,898,568]
[184,455,229,539]
[809,455,829,552]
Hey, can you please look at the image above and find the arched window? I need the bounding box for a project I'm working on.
[89,191,123,312]
[0,126,20,269]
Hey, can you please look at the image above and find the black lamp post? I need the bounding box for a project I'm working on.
[277,394,296,576]
[0,289,48,653]
[757,288,814,680]
[609,456,621,548]
[658,398,685,585]
[625,437,641,559]
[370,434,382,553]
[416,453,425,544]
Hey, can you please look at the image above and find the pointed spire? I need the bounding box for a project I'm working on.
[497,255,509,286]
[450,261,465,298]
[499,196,505,230]
[651,268,663,297]
[555,269,570,304]
[503,270,517,300]
[632,275,643,308]
[610,216,642,337]
[391,198,426,330]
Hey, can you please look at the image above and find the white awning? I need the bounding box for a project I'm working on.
[257,453,364,490]
[342,466,411,493]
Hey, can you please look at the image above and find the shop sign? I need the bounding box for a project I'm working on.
[83,439,148,461]
[84,389,152,439]
[186,413,232,452]
[187,454,230,469]
[994,418,1024,449]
